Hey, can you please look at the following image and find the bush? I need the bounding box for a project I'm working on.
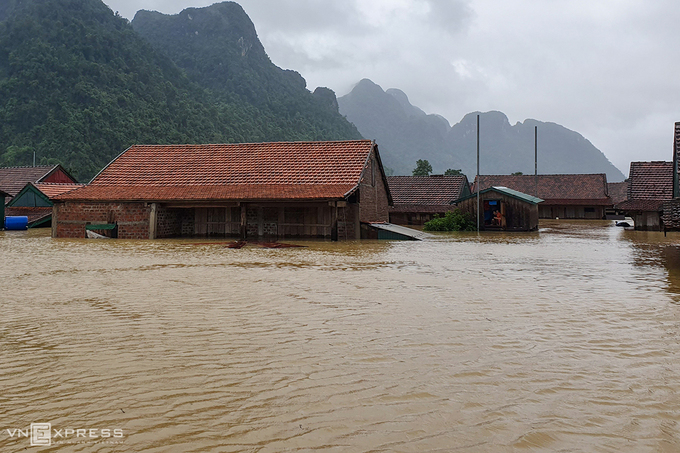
[423,209,476,231]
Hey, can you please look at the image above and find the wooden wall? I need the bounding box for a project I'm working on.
[457,190,539,231]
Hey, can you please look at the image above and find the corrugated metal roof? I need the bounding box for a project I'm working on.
[457,186,543,205]
[367,223,430,240]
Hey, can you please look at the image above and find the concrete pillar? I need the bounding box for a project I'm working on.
[240,204,247,239]
[149,203,157,239]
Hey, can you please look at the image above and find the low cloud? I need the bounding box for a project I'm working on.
[103,0,680,175]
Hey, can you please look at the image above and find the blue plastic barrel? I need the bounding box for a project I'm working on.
[5,216,28,230]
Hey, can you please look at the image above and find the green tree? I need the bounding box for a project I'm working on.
[444,168,463,176]
[511,172,524,176]
[423,209,476,232]
[412,159,432,176]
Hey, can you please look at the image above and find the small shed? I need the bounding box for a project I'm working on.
[455,186,542,231]
[472,174,612,219]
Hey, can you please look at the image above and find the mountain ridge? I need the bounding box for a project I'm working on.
[338,79,625,182]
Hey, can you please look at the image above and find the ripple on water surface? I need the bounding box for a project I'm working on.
[0,221,679,452]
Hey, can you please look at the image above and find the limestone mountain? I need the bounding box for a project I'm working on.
[338,79,625,182]
[0,0,360,180]
[131,2,360,143]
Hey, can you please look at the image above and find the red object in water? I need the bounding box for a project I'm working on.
[258,242,306,248]
[226,240,247,249]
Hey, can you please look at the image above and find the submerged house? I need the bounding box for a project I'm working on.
[473,174,612,219]
[5,182,84,228]
[387,175,471,225]
[0,165,78,202]
[455,186,542,231]
[617,161,673,231]
[52,141,392,240]
[662,123,680,232]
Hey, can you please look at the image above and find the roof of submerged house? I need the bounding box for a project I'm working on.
[616,161,673,212]
[387,175,470,212]
[56,141,389,202]
[472,174,612,205]
[34,183,84,198]
[607,181,629,205]
[0,165,74,198]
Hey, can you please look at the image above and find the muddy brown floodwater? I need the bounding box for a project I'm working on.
[1,220,679,452]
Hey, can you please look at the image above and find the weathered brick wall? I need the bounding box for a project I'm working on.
[54,202,150,239]
[358,149,390,223]
[156,206,182,238]
[181,210,195,236]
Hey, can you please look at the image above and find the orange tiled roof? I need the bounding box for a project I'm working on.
[626,161,673,200]
[473,174,611,205]
[34,183,85,198]
[56,141,377,202]
[387,175,469,206]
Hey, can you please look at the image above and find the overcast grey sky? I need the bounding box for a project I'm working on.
[103,0,680,176]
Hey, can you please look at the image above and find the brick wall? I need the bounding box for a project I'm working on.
[358,149,390,223]
[54,201,150,239]
[156,206,182,238]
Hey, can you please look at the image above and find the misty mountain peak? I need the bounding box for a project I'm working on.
[340,83,624,181]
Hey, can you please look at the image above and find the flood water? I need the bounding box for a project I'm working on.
[1,221,679,452]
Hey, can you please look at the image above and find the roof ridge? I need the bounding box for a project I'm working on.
[0,165,56,169]
[131,139,373,148]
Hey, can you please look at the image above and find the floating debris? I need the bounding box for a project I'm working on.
[226,240,247,249]
[258,242,306,248]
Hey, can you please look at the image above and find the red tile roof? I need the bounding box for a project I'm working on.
[387,175,469,206]
[626,161,673,200]
[616,161,673,212]
[473,174,612,205]
[56,141,378,202]
[34,183,85,198]
[0,165,62,197]
[607,181,629,205]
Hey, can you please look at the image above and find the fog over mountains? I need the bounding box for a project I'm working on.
[338,79,625,182]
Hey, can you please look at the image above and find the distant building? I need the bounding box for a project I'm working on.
[662,123,680,232]
[455,186,542,231]
[617,161,673,231]
[607,180,630,206]
[472,174,612,219]
[5,182,83,228]
[53,141,392,240]
[0,165,80,228]
[387,175,471,225]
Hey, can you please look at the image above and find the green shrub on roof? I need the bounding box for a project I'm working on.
[423,209,476,232]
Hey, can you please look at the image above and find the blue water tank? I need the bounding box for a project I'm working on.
[5,216,28,230]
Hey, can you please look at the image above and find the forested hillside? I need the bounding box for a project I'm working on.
[131,2,360,142]
[0,0,360,180]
